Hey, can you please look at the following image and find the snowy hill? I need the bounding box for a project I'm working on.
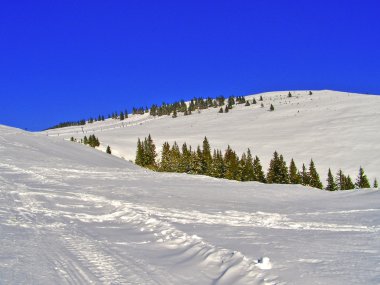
[1,123,380,284]
[44,90,380,182]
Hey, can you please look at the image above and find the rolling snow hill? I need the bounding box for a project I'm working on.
[45,90,380,182]
[0,122,380,284]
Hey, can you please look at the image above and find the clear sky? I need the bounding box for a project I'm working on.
[1,0,379,131]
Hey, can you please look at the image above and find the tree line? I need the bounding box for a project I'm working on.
[135,135,376,190]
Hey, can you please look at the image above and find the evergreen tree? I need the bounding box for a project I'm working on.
[374,178,378,188]
[180,143,191,173]
[269,104,274,111]
[160,142,172,172]
[106,145,112,154]
[143,134,157,169]
[170,142,181,171]
[326,168,337,191]
[336,169,345,190]
[252,98,257,104]
[120,111,125,121]
[355,167,370,188]
[202,137,212,175]
[308,159,323,189]
[309,91,313,95]
[135,138,144,166]
[210,150,225,178]
[224,145,239,180]
[301,163,310,186]
[267,151,289,184]
[224,105,229,113]
[289,159,301,184]
[218,107,224,113]
[288,92,292,98]
[245,101,250,106]
[83,136,88,145]
[172,109,177,118]
[259,95,263,101]
[253,155,266,183]
[238,149,254,181]
[345,175,355,190]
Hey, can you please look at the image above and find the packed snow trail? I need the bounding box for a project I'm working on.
[0,125,379,284]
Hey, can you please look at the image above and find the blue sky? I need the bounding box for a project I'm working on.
[1,0,379,131]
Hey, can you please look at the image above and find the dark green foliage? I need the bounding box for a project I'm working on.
[224,145,240,180]
[202,137,212,175]
[172,109,177,118]
[308,159,323,189]
[301,163,310,186]
[259,95,263,101]
[253,155,266,183]
[355,167,370,189]
[218,107,224,113]
[266,151,289,184]
[70,137,75,142]
[374,178,378,188]
[288,92,292,98]
[224,105,229,113]
[289,159,301,184]
[83,134,100,148]
[252,98,257,104]
[120,111,125,121]
[326,168,337,191]
[245,101,250,106]
[106,145,112,154]
[269,104,274,111]
[309,91,313,95]
[210,150,225,178]
[135,135,157,169]
[239,149,255,181]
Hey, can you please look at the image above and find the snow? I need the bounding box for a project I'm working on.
[44,90,380,182]
[1,121,380,284]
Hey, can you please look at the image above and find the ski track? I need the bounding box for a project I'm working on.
[0,164,279,284]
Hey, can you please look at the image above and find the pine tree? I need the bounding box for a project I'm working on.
[242,149,255,181]
[374,178,378,188]
[179,142,191,173]
[253,156,266,183]
[308,159,323,189]
[259,95,263,101]
[309,91,313,95]
[106,145,112,154]
[218,107,224,113]
[224,145,239,180]
[83,136,88,145]
[202,137,212,175]
[245,101,250,106]
[120,111,125,121]
[301,163,310,186]
[143,134,157,169]
[170,142,181,172]
[336,169,345,190]
[289,159,301,184]
[288,92,292,98]
[224,105,229,113]
[346,175,355,190]
[326,168,337,191]
[252,98,257,104]
[210,150,225,178]
[135,138,144,166]
[355,167,370,189]
[267,151,289,184]
[160,142,172,172]
[172,109,177,118]
[269,104,274,111]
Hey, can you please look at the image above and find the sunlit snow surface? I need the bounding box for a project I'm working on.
[45,90,380,182]
[1,124,379,284]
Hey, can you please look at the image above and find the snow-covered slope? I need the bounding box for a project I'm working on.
[1,125,379,284]
[44,90,380,182]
